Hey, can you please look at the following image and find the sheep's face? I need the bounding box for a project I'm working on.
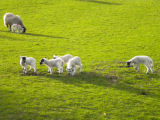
[40,59,45,65]
[53,55,58,59]
[22,57,26,63]
[66,67,74,75]
[126,61,133,67]
[22,27,26,33]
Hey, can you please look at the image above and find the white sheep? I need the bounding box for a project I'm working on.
[12,24,24,33]
[40,58,64,74]
[3,13,26,33]
[127,56,153,74]
[20,56,37,74]
[53,54,73,64]
[66,56,82,76]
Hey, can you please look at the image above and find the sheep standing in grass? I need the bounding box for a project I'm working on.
[53,54,73,64]
[127,56,153,74]
[40,58,64,74]
[12,24,24,33]
[20,56,37,74]
[66,56,82,76]
[3,13,26,33]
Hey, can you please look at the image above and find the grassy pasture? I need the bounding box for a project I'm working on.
[0,0,160,119]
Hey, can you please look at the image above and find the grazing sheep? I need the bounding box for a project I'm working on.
[12,24,24,33]
[66,56,82,76]
[40,58,64,74]
[53,54,73,64]
[127,56,153,74]
[3,13,26,33]
[20,56,37,74]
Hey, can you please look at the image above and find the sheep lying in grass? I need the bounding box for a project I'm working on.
[66,56,82,76]
[3,13,26,33]
[40,58,64,74]
[20,56,37,74]
[127,56,153,74]
[12,24,24,33]
[53,54,73,64]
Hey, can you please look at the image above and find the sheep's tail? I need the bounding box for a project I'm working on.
[149,58,154,68]
[3,14,7,26]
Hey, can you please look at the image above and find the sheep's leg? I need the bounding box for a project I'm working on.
[145,64,150,74]
[50,68,53,74]
[80,64,83,73]
[28,66,32,72]
[22,66,25,72]
[61,67,63,73]
[134,64,139,72]
[58,66,63,74]
[24,66,27,74]
[72,67,76,75]
[48,68,50,73]
[9,25,11,31]
[150,65,154,73]
[33,66,37,73]
[7,24,10,31]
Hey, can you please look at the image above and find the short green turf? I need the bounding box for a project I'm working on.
[1,0,160,120]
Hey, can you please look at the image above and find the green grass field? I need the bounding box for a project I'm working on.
[1,0,160,119]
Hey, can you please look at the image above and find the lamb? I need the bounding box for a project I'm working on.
[20,56,37,74]
[66,56,82,76]
[12,24,24,33]
[127,56,153,74]
[3,13,26,33]
[40,58,64,74]
[53,54,73,64]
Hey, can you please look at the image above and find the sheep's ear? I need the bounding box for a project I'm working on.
[20,56,22,58]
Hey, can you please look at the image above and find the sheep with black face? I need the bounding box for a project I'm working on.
[127,56,153,74]
[40,58,64,74]
[20,56,36,74]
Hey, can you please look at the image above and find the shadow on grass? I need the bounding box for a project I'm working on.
[24,33,67,39]
[30,69,160,99]
[0,30,67,39]
[78,0,121,5]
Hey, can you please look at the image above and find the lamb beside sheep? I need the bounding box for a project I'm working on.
[127,56,153,74]
[3,13,26,33]
[53,54,73,64]
[12,24,24,33]
[20,56,37,74]
[66,56,83,76]
[40,58,64,74]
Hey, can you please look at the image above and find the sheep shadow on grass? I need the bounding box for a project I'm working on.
[31,69,160,100]
[0,30,67,39]
[78,0,121,5]
[24,33,67,39]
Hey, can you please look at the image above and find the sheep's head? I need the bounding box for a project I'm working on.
[66,67,74,75]
[126,61,133,67]
[22,26,26,33]
[20,56,26,63]
[40,58,45,65]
